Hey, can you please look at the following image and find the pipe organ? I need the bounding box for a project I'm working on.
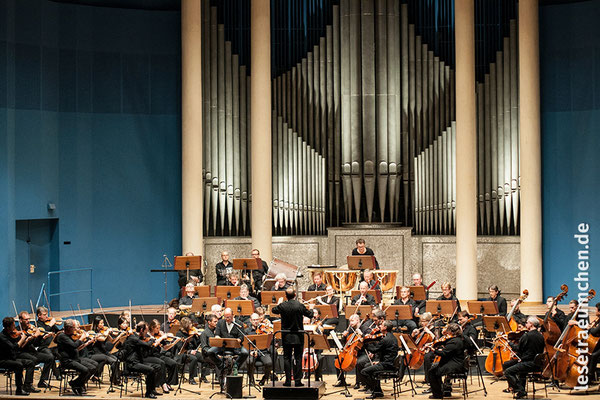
[201,0,520,237]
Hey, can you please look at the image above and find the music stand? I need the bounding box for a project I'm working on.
[233,258,260,287]
[350,289,381,303]
[175,255,202,280]
[483,316,511,334]
[260,291,287,306]
[225,300,255,317]
[215,286,241,302]
[347,255,376,270]
[467,301,499,315]
[314,304,338,319]
[393,333,417,395]
[194,286,210,298]
[302,291,327,301]
[240,333,273,396]
[208,339,242,399]
[426,300,457,315]
[406,286,427,301]
[191,297,220,314]
[385,305,413,330]
[344,305,373,319]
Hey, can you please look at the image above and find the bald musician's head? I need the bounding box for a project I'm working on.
[223,308,233,323]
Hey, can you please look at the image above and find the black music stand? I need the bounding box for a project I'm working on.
[344,305,373,319]
[209,338,242,399]
[385,305,413,331]
[467,301,499,315]
[216,286,241,302]
[150,255,178,329]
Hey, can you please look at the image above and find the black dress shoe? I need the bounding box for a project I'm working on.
[37,381,51,389]
[353,383,361,389]
[283,381,292,387]
[145,393,157,399]
[428,396,443,399]
[367,392,384,399]
[515,392,527,399]
[68,382,82,396]
[422,388,432,394]
[24,385,41,393]
[189,378,198,385]
[502,388,512,393]
[201,376,210,384]
[295,381,304,387]
[152,391,163,396]
[15,389,30,396]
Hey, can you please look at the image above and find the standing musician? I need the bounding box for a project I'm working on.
[392,286,418,333]
[315,285,340,327]
[249,249,270,293]
[244,313,273,385]
[208,308,249,370]
[426,323,465,399]
[122,321,162,399]
[359,320,398,399]
[486,285,507,316]
[333,313,362,387]
[272,288,313,387]
[351,281,377,306]
[147,319,179,392]
[436,282,461,313]
[545,295,567,331]
[0,317,37,395]
[588,303,600,383]
[175,317,203,385]
[509,299,528,327]
[35,306,62,381]
[352,238,379,269]
[216,251,233,286]
[412,273,429,315]
[56,319,99,396]
[89,316,119,386]
[178,251,203,292]
[502,316,545,399]
[17,311,52,390]
[307,272,327,291]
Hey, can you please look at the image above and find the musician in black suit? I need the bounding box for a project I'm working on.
[392,286,418,333]
[359,320,399,399]
[272,288,313,387]
[249,249,270,292]
[272,273,291,291]
[56,319,99,396]
[208,308,249,369]
[509,299,528,327]
[351,281,377,306]
[122,321,161,399]
[307,272,327,291]
[457,311,478,354]
[427,323,466,399]
[177,252,203,291]
[486,285,507,316]
[244,313,273,385]
[315,285,340,327]
[351,238,379,269]
[436,282,461,313]
[0,317,36,395]
[411,273,429,315]
[502,317,546,399]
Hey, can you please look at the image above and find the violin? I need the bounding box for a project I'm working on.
[256,321,273,335]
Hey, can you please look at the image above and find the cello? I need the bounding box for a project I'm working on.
[484,289,528,377]
[406,319,436,369]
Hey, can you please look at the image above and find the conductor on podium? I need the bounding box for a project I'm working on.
[272,288,313,387]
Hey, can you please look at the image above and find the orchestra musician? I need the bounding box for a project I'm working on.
[161,307,180,334]
[352,239,379,269]
[333,313,362,388]
[351,282,377,306]
[208,308,249,372]
[273,273,291,291]
[198,314,218,384]
[486,285,507,316]
[56,319,99,396]
[234,284,260,309]
[315,285,340,327]
[392,286,418,333]
[244,313,273,385]
[35,306,62,381]
[307,309,325,381]
[17,311,53,391]
[307,272,327,291]
[271,288,313,387]
[457,311,477,354]
[0,316,37,395]
[89,316,120,386]
[412,273,429,315]
[545,295,567,331]
[566,299,589,325]
[175,317,203,385]
[426,323,465,399]
[249,249,270,292]
[179,284,198,310]
[211,304,223,319]
[362,270,381,292]
[215,251,234,286]
[147,319,178,392]
[509,299,528,327]
[501,316,545,399]
[355,309,386,390]
[177,251,203,292]
[122,321,162,399]
[436,282,461,314]
[226,271,242,287]
[359,320,398,399]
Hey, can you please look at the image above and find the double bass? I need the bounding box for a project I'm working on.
[484,289,528,377]
[540,284,568,378]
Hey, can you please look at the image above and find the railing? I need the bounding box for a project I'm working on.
[47,268,93,313]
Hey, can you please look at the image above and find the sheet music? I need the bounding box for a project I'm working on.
[330,330,343,350]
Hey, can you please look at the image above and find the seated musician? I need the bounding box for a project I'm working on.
[356,309,386,391]
[216,251,234,286]
[412,273,429,315]
[307,309,325,381]
[502,316,545,399]
[198,314,219,384]
[35,306,62,381]
[0,316,37,395]
[17,311,52,391]
[351,281,377,306]
[352,238,379,269]
[177,251,203,294]
[211,304,223,319]
[207,308,249,372]
[226,271,242,287]
[566,299,589,326]
[244,313,273,385]
[333,313,362,387]
[249,249,270,292]
[179,284,198,310]
[234,284,260,309]
[362,270,381,292]
[255,306,273,326]
[436,282,462,313]
[412,312,435,387]
[457,311,478,354]
[161,307,180,334]
[122,321,162,399]
[56,319,99,396]
[426,323,465,399]
[89,316,120,386]
[509,299,528,328]
[360,320,398,399]
[486,285,507,316]
[392,286,418,333]
[316,285,340,327]
[175,317,203,385]
[588,303,600,383]
[147,319,178,392]
[273,273,291,291]
[307,272,327,291]
[545,296,567,331]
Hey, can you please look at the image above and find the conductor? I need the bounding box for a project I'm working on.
[272,288,313,387]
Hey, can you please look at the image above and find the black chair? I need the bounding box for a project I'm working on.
[119,362,146,399]
[373,354,415,400]
[466,352,487,396]
[443,352,471,400]
[525,353,551,400]
[57,367,80,396]
[0,368,14,395]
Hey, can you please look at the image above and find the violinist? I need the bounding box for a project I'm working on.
[308,308,325,381]
[426,323,465,399]
[146,319,178,393]
[436,282,461,314]
[352,238,379,269]
[56,319,99,396]
[457,311,477,354]
[244,313,273,386]
[209,308,249,374]
[89,316,120,386]
[502,316,545,399]
[175,317,202,385]
[307,272,327,291]
[273,273,291,291]
[161,307,180,334]
[359,320,398,399]
[588,303,600,383]
[351,282,377,306]
[122,321,161,399]
[546,295,567,331]
[0,316,36,395]
[333,313,362,388]
[17,311,52,391]
[198,314,218,384]
[486,285,507,316]
[35,307,62,378]
[355,309,386,391]
[215,251,233,286]
[392,286,418,333]
[509,299,528,327]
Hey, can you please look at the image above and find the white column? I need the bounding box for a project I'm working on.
[454,0,478,300]
[519,0,543,302]
[250,0,273,260]
[181,0,204,256]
